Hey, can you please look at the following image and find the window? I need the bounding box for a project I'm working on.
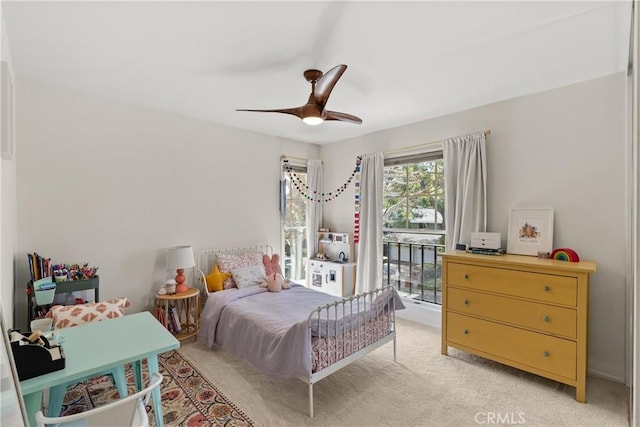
[383,152,445,231]
[382,151,445,304]
[281,163,307,281]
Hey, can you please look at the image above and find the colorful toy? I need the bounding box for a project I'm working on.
[261,272,290,292]
[262,254,283,277]
[551,248,580,262]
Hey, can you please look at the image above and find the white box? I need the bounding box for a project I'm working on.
[470,232,501,250]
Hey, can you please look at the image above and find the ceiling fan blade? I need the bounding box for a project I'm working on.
[324,110,362,125]
[324,110,363,124]
[314,64,347,107]
[236,107,304,119]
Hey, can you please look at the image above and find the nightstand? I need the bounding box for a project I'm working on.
[154,287,200,341]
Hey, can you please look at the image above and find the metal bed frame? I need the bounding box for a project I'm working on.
[196,245,398,417]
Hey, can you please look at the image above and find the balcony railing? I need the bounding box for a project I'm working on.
[383,234,445,305]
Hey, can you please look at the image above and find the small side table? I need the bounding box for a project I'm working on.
[154,287,200,341]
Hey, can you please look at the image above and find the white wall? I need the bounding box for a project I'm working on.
[14,78,319,330]
[0,7,17,329]
[13,69,629,382]
[322,72,628,382]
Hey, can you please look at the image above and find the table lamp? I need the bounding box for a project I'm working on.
[167,245,195,293]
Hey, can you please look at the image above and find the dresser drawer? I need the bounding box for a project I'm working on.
[447,287,577,339]
[447,312,577,379]
[447,262,577,306]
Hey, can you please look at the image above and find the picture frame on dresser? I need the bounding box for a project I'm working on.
[507,208,554,256]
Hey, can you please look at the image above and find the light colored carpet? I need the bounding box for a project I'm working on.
[180,318,629,427]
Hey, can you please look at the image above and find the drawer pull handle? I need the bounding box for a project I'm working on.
[542,315,550,322]
[463,329,469,335]
[463,274,469,280]
[463,299,469,305]
[543,285,551,292]
[542,351,550,357]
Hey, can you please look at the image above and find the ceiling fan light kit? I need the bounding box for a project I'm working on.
[237,64,362,126]
[302,116,323,126]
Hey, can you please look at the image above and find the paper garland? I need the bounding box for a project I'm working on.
[354,158,361,244]
[282,157,362,244]
[282,158,362,203]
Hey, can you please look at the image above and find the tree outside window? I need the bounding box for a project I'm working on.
[383,159,445,231]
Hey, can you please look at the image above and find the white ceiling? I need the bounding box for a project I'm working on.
[2,1,633,145]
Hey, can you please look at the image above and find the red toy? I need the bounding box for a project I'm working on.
[551,248,580,262]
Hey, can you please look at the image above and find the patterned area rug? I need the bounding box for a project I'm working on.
[60,350,253,426]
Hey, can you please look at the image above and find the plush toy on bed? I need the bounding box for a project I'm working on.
[263,254,283,277]
[260,272,290,292]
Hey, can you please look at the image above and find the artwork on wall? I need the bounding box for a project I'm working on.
[507,208,554,256]
[1,61,15,160]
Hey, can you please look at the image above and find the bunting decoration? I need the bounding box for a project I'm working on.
[283,157,362,203]
[354,157,361,244]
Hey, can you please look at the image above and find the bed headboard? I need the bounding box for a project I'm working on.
[196,245,273,293]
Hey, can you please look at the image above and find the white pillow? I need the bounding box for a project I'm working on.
[231,265,266,289]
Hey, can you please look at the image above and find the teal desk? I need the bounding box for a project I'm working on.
[19,311,179,427]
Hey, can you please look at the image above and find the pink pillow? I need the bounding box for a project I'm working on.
[262,254,283,277]
[45,297,130,329]
[217,253,263,289]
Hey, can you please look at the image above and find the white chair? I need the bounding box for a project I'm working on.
[35,372,163,427]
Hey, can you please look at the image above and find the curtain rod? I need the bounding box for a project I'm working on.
[383,130,491,155]
[280,154,308,162]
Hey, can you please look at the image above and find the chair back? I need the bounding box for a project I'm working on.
[35,372,163,427]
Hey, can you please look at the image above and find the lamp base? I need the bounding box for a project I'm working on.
[174,268,190,293]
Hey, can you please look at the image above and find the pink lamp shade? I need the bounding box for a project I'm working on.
[167,245,195,293]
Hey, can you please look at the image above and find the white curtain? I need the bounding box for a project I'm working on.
[443,131,487,250]
[306,160,323,260]
[355,152,384,293]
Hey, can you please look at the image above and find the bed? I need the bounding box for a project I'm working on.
[196,244,404,417]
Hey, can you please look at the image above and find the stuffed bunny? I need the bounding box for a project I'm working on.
[262,254,283,277]
[261,272,290,292]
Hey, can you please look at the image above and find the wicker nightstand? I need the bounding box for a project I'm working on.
[154,287,200,341]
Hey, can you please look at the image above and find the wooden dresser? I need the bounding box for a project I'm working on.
[441,251,596,402]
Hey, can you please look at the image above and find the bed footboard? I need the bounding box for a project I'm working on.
[305,285,399,417]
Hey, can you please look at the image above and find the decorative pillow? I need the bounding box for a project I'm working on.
[231,265,266,289]
[217,252,263,289]
[205,263,231,292]
[45,297,130,329]
[262,254,283,277]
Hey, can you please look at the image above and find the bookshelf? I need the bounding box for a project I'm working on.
[154,288,199,341]
[26,276,100,323]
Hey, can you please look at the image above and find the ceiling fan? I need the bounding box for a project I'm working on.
[236,64,362,126]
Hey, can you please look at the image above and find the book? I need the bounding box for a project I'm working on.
[169,306,182,333]
[469,247,506,256]
[27,253,53,281]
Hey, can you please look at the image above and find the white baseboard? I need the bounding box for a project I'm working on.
[588,367,626,384]
[396,298,441,329]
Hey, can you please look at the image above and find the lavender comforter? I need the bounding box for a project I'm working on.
[198,284,403,378]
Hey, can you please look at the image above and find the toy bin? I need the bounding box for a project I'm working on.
[34,284,56,306]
